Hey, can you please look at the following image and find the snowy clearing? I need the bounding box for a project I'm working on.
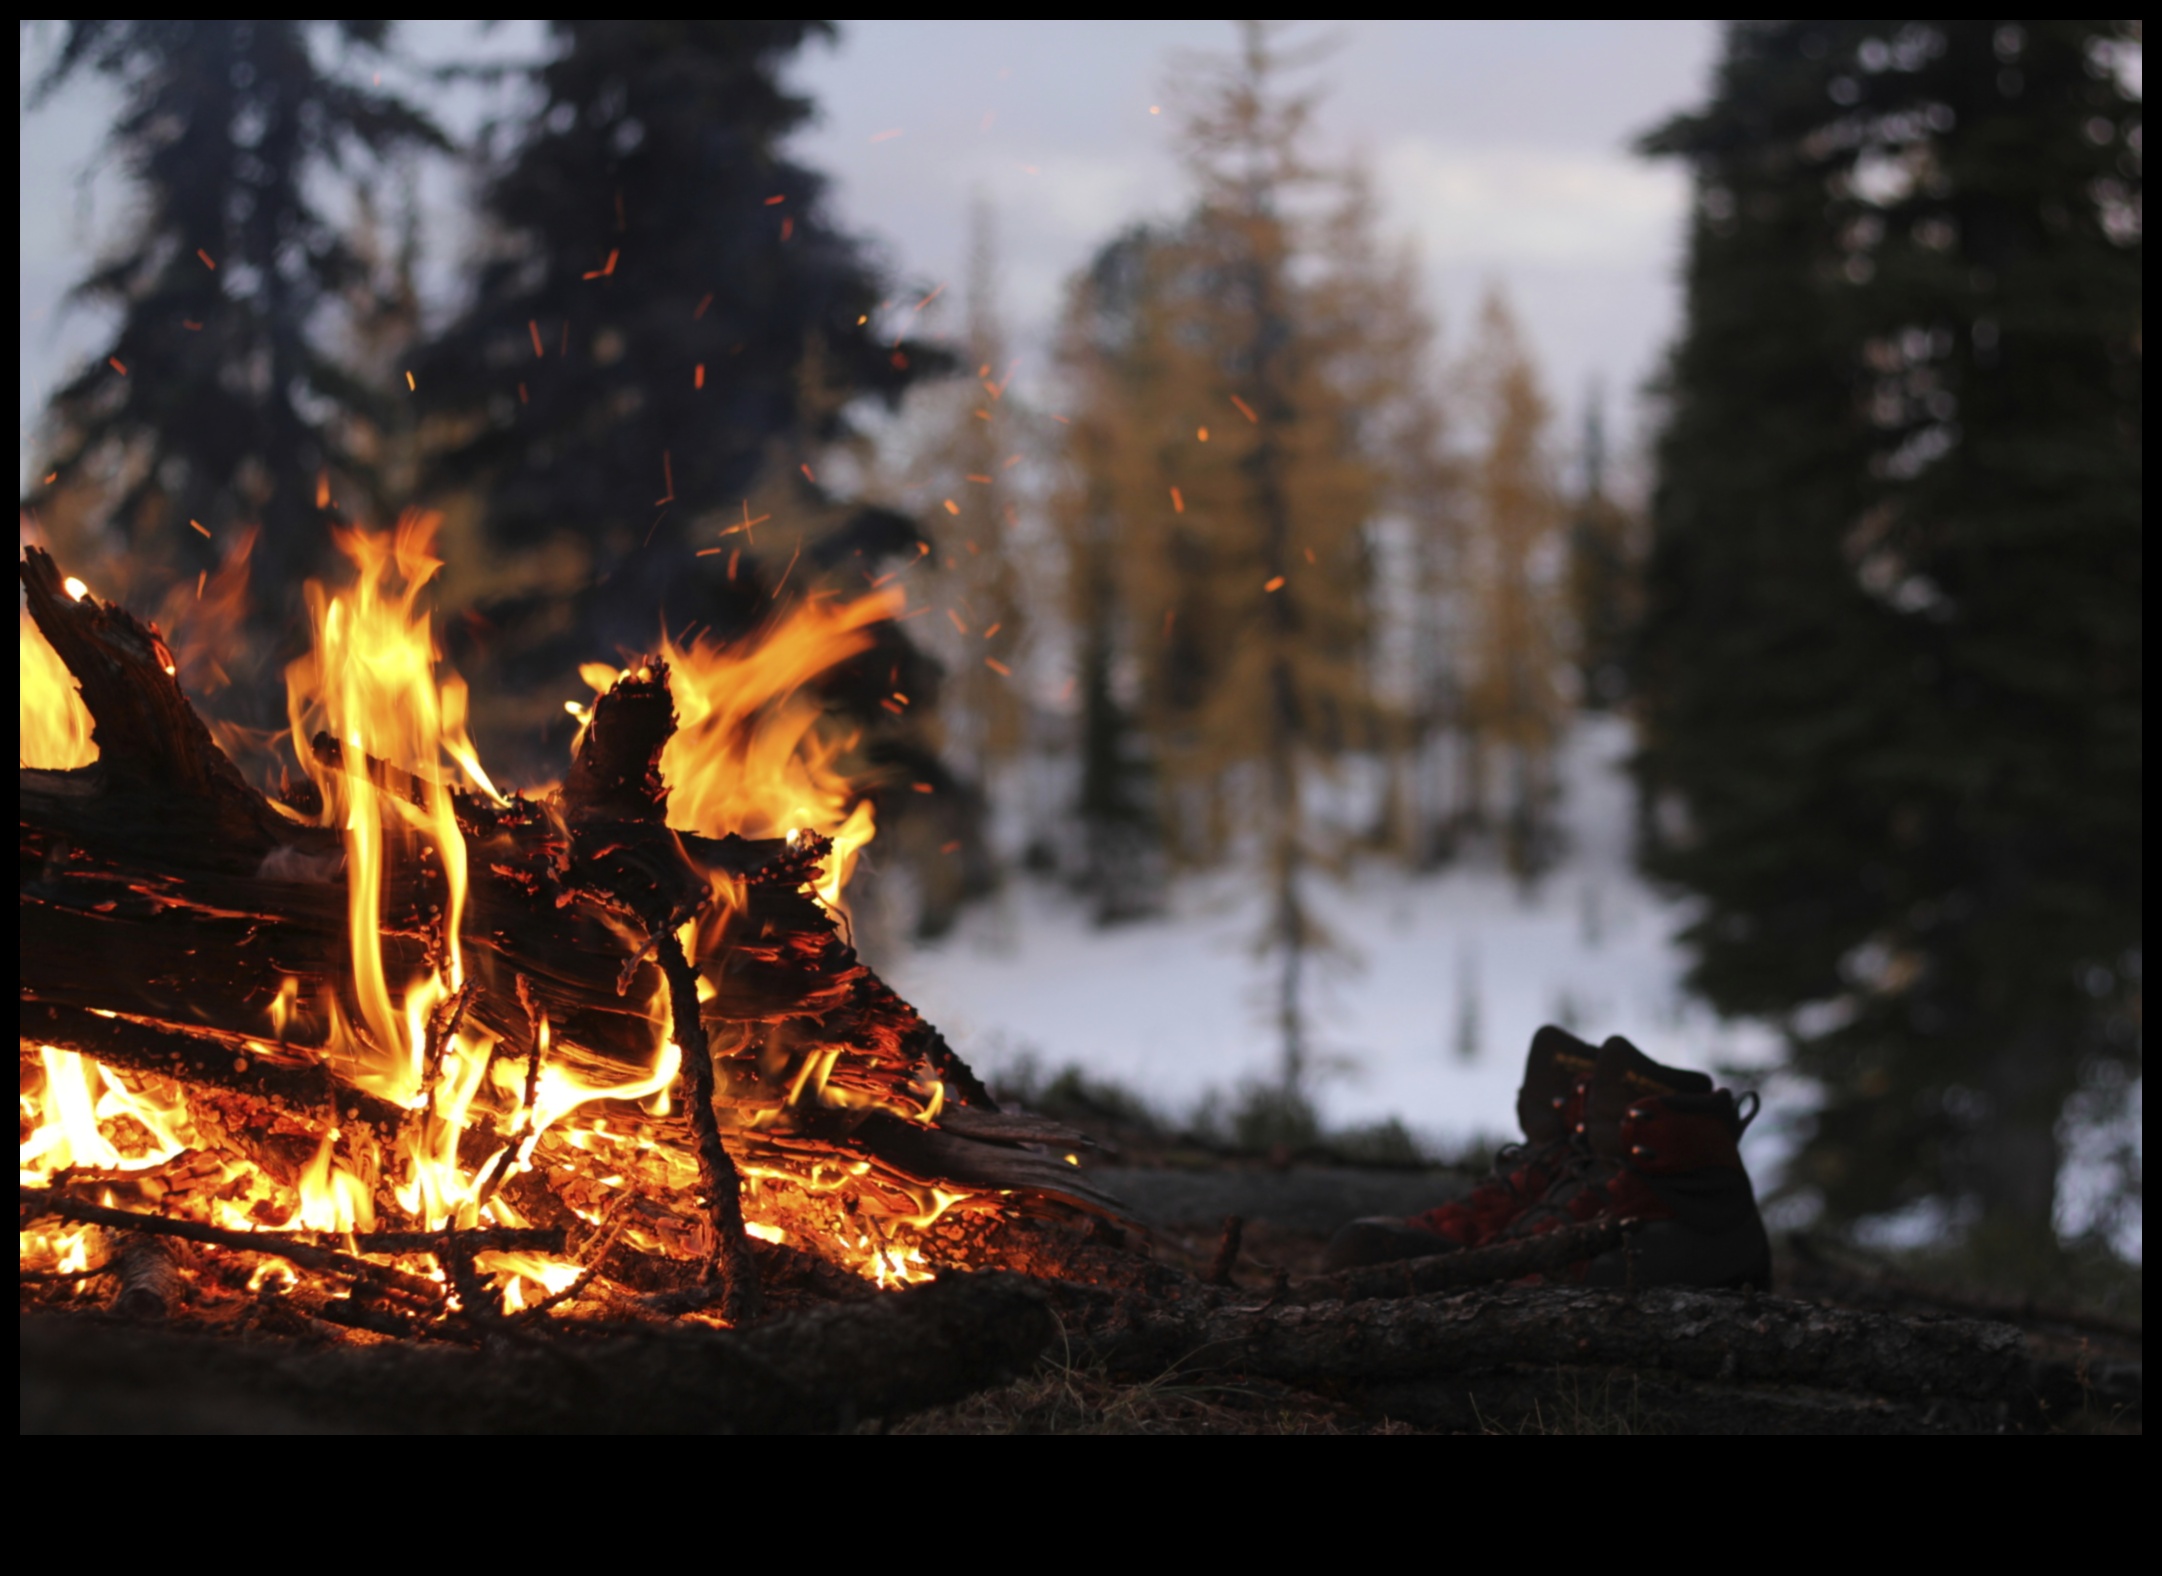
[879,717,1797,1169]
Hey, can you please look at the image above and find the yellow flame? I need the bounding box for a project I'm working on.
[282,512,511,1231]
[268,976,300,1040]
[290,1128,376,1234]
[20,1047,191,1178]
[652,588,902,913]
[287,514,472,1105]
[20,616,96,768]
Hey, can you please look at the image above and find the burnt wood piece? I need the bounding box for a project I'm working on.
[658,929,761,1321]
[21,1272,1056,1433]
[1076,1284,2026,1402]
[561,658,759,1320]
[22,1190,445,1308]
[20,1001,408,1136]
[19,548,287,863]
[111,1233,182,1319]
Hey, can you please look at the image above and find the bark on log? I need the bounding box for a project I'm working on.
[1350,1367,2015,1436]
[110,1234,181,1319]
[20,1272,1056,1433]
[1075,1285,2026,1402]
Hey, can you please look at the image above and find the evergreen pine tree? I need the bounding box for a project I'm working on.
[1636,21,2141,1261]
[22,21,444,688]
[1565,392,1639,710]
[412,22,951,760]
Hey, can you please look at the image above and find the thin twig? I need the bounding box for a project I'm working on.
[654,927,762,1322]
[20,1189,445,1307]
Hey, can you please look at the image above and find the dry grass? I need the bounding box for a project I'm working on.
[880,1327,1419,1434]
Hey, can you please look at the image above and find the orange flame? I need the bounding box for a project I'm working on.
[282,512,510,1229]
[645,587,903,913]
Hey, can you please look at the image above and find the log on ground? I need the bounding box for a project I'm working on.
[20,1272,1056,1434]
[1077,1284,2026,1402]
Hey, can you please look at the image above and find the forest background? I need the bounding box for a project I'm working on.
[18,20,2142,1290]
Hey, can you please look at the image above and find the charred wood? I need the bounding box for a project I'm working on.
[657,927,760,1321]
[22,1190,444,1308]
[110,1234,181,1319]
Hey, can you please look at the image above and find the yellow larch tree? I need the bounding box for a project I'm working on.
[1462,286,1569,875]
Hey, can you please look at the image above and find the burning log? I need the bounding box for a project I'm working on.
[110,1233,181,1318]
[20,540,1118,1333]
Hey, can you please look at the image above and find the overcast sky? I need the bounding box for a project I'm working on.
[20,20,1721,487]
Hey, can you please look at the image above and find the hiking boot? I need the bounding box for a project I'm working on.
[1322,1025,1601,1270]
[1498,1035,1773,1290]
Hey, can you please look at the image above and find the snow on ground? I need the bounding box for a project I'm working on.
[879,717,1797,1174]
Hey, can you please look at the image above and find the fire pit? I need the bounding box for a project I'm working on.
[19,520,1116,1339]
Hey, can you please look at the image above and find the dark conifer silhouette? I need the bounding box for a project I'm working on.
[23,21,445,691]
[1636,20,2142,1261]
[412,23,949,697]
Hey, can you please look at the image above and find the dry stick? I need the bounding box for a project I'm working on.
[334,1226,564,1255]
[1205,1214,1245,1287]
[21,1190,445,1307]
[654,929,762,1322]
[1291,1217,1638,1306]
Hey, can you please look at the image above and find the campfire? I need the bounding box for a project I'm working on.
[19,519,1116,1337]
[16,527,2086,1434]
